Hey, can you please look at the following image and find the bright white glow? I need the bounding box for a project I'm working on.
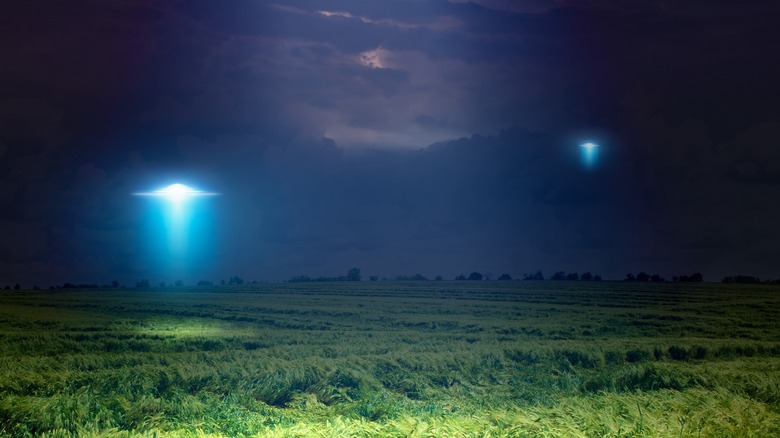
[134,184,218,201]
[580,142,598,150]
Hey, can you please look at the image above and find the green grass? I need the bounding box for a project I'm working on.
[0,281,779,436]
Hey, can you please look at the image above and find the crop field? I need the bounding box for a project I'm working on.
[0,281,779,437]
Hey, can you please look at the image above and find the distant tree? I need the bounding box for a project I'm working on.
[111,280,119,288]
[434,275,443,281]
[13,283,20,290]
[396,274,428,281]
[580,272,593,281]
[523,271,544,281]
[565,273,579,281]
[722,275,761,284]
[636,272,650,282]
[468,272,483,281]
[175,280,183,287]
[674,273,703,282]
[455,274,467,280]
[650,274,664,282]
[369,276,378,282]
[484,272,493,281]
[498,274,512,281]
[347,267,361,282]
[551,271,566,281]
[229,276,244,285]
[136,279,150,288]
[594,275,602,281]
[288,275,311,283]
[158,281,166,288]
[625,273,636,282]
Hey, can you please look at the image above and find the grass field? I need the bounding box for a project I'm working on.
[0,281,779,437]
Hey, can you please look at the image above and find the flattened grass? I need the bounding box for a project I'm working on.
[0,281,779,436]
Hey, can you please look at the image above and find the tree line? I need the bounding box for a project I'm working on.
[11,269,780,291]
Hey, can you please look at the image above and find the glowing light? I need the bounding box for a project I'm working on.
[134,183,218,265]
[579,142,599,168]
[134,184,218,201]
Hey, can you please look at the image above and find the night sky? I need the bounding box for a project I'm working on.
[1,1,779,286]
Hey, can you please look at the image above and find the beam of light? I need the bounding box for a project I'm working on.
[134,183,219,276]
[579,142,599,168]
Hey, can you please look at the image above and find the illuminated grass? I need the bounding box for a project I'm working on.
[0,282,779,436]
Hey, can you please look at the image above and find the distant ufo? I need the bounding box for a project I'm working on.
[579,142,599,168]
[134,183,219,201]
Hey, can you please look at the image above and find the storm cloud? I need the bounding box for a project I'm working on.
[1,0,779,285]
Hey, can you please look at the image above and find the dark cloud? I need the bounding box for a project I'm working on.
[0,0,779,285]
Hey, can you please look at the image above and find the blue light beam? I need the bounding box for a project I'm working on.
[579,142,599,168]
[134,183,219,260]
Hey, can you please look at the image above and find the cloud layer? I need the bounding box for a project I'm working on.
[1,1,779,285]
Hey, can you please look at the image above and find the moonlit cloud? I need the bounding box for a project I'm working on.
[1,0,779,286]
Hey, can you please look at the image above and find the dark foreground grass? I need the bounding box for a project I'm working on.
[0,281,779,436]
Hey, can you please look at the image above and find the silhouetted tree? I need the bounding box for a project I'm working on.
[625,273,636,282]
[396,274,428,281]
[674,272,703,282]
[347,267,361,281]
[551,271,566,281]
[175,280,183,287]
[136,279,150,288]
[523,271,544,280]
[369,276,378,281]
[594,275,602,281]
[455,274,467,280]
[13,283,20,290]
[434,275,443,281]
[580,272,593,281]
[650,274,664,282]
[722,275,761,284]
[498,274,512,281]
[229,276,244,285]
[636,272,650,282]
[111,280,119,288]
[468,272,483,281]
[566,273,579,281]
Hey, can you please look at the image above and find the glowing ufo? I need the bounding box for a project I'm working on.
[579,142,599,168]
[134,183,219,201]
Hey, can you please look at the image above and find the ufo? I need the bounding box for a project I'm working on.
[133,183,219,202]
